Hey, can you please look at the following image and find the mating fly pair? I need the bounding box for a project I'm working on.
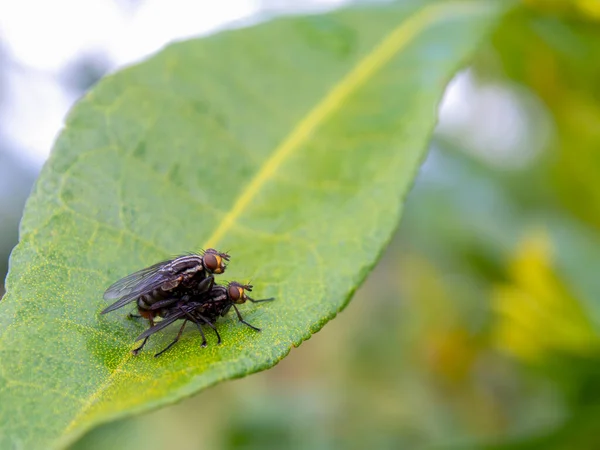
[101,249,274,356]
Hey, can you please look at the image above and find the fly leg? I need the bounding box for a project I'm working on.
[149,297,179,310]
[127,306,142,319]
[178,306,208,347]
[247,296,275,303]
[232,304,261,332]
[132,318,155,355]
[195,275,214,294]
[154,320,188,357]
[195,314,222,344]
[132,337,149,355]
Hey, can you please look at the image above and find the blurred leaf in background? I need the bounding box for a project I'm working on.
[493,228,599,363]
[482,0,600,229]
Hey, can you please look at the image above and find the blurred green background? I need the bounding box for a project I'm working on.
[2,1,600,449]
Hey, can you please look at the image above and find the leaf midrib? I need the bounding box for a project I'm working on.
[62,0,484,442]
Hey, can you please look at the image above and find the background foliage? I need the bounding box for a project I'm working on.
[1,0,600,449]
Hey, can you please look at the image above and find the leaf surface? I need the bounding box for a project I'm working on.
[0,2,504,448]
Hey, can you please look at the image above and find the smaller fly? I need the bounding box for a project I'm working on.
[134,281,274,357]
[101,248,229,318]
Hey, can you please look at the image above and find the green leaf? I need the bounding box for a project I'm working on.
[0,2,504,449]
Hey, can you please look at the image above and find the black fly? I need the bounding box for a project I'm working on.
[100,248,229,323]
[133,281,274,357]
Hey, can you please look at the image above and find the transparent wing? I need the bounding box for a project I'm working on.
[101,259,175,314]
[135,304,199,341]
[103,260,173,300]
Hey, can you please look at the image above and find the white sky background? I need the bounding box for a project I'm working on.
[0,0,547,169]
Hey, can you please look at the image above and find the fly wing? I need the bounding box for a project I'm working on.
[101,259,176,314]
[103,260,173,300]
[134,303,201,341]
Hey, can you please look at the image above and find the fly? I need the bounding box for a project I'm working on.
[100,248,230,317]
[133,281,274,357]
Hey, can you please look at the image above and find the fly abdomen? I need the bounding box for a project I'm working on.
[137,294,154,311]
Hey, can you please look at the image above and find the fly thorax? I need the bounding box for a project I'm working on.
[169,255,203,274]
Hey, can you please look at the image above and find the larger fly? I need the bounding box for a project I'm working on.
[101,248,229,318]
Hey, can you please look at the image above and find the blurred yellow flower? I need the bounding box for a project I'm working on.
[492,228,599,362]
[576,0,600,19]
